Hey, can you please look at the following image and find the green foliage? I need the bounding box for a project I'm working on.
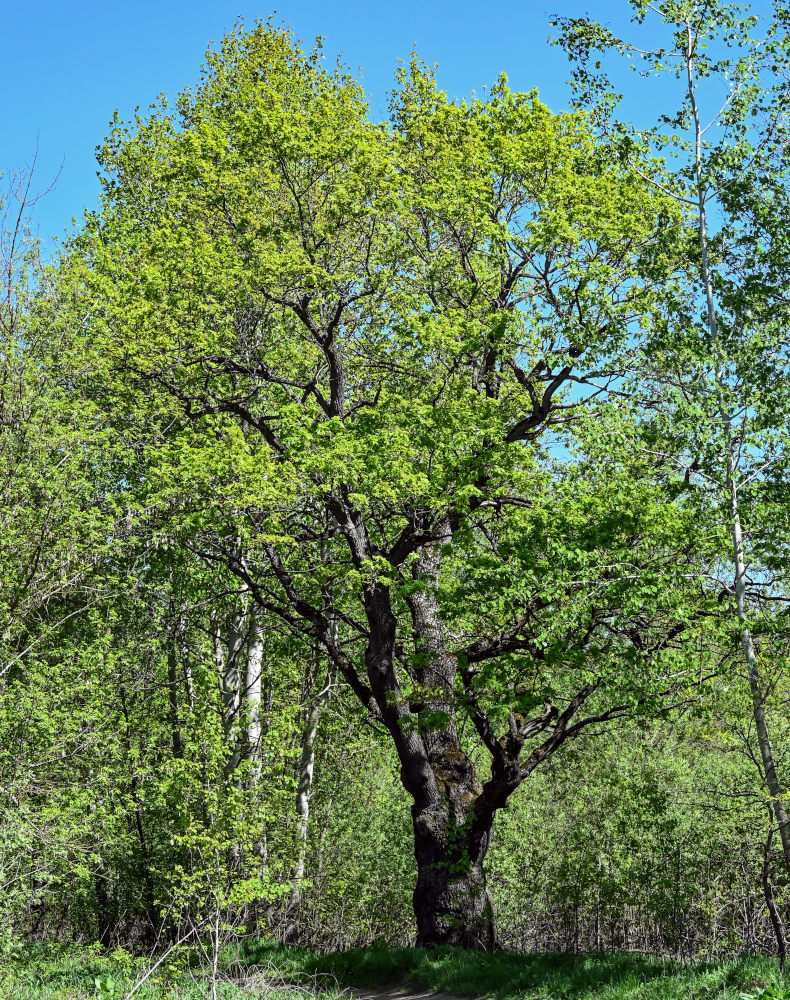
[0,942,310,999]
[63,14,700,821]
[4,1,790,970]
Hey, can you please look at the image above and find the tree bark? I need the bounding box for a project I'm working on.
[412,796,496,948]
[403,523,496,947]
[292,656,335,882]
[245,606,264,782]
[215,609,245,737]
[244,606,269,885]
[761,820,786,970]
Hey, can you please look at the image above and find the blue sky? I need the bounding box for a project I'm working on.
[2,0,773,247]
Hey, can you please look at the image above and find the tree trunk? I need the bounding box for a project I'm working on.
[244,607,269,886]
[284,637,337,944]
[735,515,790,877]
[761,820,786,970]
[245,607,263,782]
[167,646,184,759]
[292,551,337,895]
[403,523,497,948]
[94,859,116,948]
[292,654,335,887]
[216,609,245,737]
[412,798,496,948]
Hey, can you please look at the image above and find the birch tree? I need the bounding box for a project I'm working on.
[555,0,790,893]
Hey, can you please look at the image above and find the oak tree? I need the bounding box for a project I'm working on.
[73,21,702,946]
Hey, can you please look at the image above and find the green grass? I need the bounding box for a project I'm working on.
[0,941,318,1000]
[240,941,790,1000]
[3,942,790,999]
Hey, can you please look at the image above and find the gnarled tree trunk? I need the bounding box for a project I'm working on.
[412,793,496,948]
[403,524,497,947]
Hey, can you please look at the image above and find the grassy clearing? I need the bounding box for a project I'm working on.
[3,942,790,999]
[240,941,790,1000]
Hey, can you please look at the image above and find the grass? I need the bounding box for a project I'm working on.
[240,941,790,1000]
[0,941,324,1000]
[3,941,790,999]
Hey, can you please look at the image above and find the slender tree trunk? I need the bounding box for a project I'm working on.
[245,607,263,782]
[292,654,335,888]
[167,647,184,759]
[292,718,316,888]
[214,606,248,781]
[596,853,602,951]
[685,21,790,881]
[214,603,253,876]
[117,685,159,943]
[291,543,337,901]
[245,607,269,890]
[183,654,194,711]
[94,857,116,947]
[216,609,245,736]
[282,652,335,941]
[733,497,790,874]
[761,821,786,970]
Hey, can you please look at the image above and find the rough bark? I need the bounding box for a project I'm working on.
[412,793,496,948]
[403,523,497,947]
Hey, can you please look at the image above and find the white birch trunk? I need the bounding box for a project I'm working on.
[214,607,247,775]
[245,606,264,781]
[292,658,335,886]
[219,610,245,733]
[290,540,337,899]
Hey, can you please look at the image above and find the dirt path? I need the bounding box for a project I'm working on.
[349,988,474,1000]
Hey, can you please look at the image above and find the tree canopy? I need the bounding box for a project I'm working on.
[4,1,790,972]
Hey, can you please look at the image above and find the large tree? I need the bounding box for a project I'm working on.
[71,22,702,946]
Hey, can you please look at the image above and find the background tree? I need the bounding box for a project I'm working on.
[554,0,790,914]
[0,165,126,951]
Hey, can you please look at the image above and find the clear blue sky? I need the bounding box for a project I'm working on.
[2,0,773,247]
